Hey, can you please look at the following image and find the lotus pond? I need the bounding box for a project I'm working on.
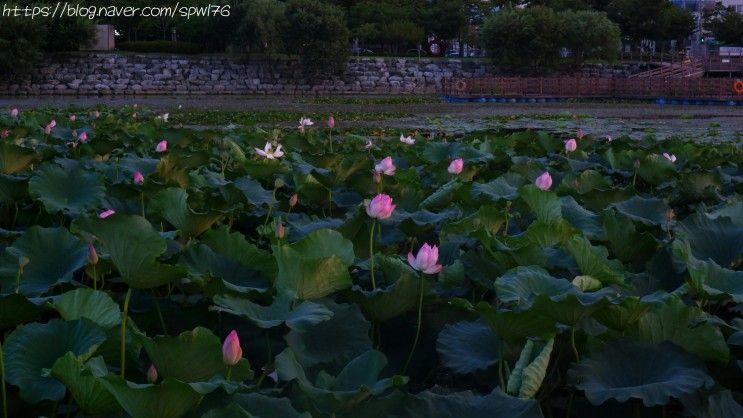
[0,106,742,418]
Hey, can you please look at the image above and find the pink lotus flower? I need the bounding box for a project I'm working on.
[134,171,145,184]
[448,158,464,174]
[366,193,395,220]
[78,132,88,143]
[45,120,56,135]
[276,222,285,239]
[577,128,585,139]
[87,244,99,265]
[289,193,298,207]
[408,243,442,274]
[147,365,158,384]
[92,110,101,119]
[298,117,314,134]
[10,108,18,118]
[155,140,168,153]
[374,156,396,176]
[222,330,242,366]
[49,120,57,128]
[565,138,577,152]
[327,114,335,129]
[255,142,284,159]
[98,209,116,218]
[400,134,415,145]
[69,115,77,122]
[535,172,553,191]
[606,135,612,142]
[662,153,677,163]
[364,140,373,150]
[132,112,138,119]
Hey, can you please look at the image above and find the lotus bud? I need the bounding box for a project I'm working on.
[10,108,19,118]
[98,208,116,218]
[276,222,285,239]
[634,160,641,169]
[327,114,335,129]
[88,244,99,265]
[69,115,77,122]
[0,129,9,139]
[577,128,584,139]
[448,158,464,174]
[155,140,168,153]
[78,132,88,143]
[134,170,145,185]
[289,193,298,207]
[565,138,577,152]
[222,330,243,366]
[534,172,553,191]
[147,364,158,383]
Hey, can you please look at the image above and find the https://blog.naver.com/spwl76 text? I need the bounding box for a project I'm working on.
[1,2,231,19]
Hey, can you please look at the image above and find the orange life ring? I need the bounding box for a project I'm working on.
[734,79,743,95]
[454,79,467,92]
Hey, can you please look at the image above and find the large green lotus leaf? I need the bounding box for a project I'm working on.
[149,187,224,237]
[560,196,605,240]
[0,142,36,174]
[73,215,186,288]
[230,392,312,418]
[273,229,354,300]
[0,293,42,329]
[442,206,506,237]
[100,375,206,418]
[201,226,276,279]
[592,296,650,332]
[401,387,544,418]
[419,179,462,210]
[680,390,743,418]
[563,236,625,286]
[285,300,372,368]
[4,318,106,403]
[610,196,669,226]
[676,212,743,268]
[519,185,562,224]
[473,301,555,342]
[601,209,657,265]
[139,327,253,382]
[156,150,211,188]
[420,141,464,163]
[211,294,333,330]
[202,403,254,418]
[495,266,574,308]
[53,288,121,329]
[346,256,423,322]
[6,226,88,294]
[532,290,617,326]
[29,163,105,216]
[50,354,120,416]
[179,244,269,293]
[436,320,500,374]
[275,349,407,415]
[707,200,743,227]
[507,338,554,399]
[471,176,519,202]
[637,154,677,185]
[569,340,713,407]
[506,218,577,250]
[0,173,28,204]
[556,170,611,195]
[233,176,277,206]
[630,296,728,363]
[674,239,743,301]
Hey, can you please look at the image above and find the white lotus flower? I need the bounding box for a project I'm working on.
[255,142,284,159]
[400,134,415,145]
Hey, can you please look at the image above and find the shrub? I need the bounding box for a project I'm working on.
[0,17,46,76]
[283,0,350,77]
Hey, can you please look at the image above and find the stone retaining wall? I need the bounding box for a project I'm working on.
[0,53,646,95]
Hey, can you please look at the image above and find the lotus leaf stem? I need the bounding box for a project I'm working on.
[403,273,425,373]
[369,220,377,289]
[121,288,132,378]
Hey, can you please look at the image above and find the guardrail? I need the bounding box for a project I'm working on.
[442,77,743,100]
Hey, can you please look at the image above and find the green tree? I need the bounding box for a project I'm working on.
[43,17,95,52]
[0,17,46,76]
[348,0,425,54]
[481,6,563,72]
[236,0,285,55]
[704,4,743,46]
[423,0,467,40]
[283,0,350,77]
[606,0,693,47]
[560,9,621,66]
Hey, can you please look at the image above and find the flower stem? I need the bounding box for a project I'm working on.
[0,340,7,418]
[403,274,424,373]
[369,220,377,289]
[570,327,580,362]
[152,290,167,334]
[120,288,132,378]
[140,191,145,218]
[14,269,21,294]
[92,265,97,291]
[329,130,333,153]
[226,366,233,381]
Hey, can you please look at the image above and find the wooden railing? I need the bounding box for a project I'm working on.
[442,76,743,100]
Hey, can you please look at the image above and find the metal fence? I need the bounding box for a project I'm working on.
[442,77,743,100]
